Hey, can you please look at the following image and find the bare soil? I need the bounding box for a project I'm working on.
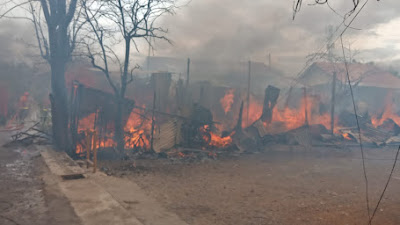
[0,132,81,225]
[100,146,400,225]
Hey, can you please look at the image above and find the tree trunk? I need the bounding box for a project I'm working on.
[50,58,71,153]
[47,15,71,153]
[113,38,131,154]
[114,97,125,153]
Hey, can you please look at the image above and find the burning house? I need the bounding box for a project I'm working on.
[67,58,292,157]
[299,62,400,114]
[298,61,400,144]
[67,57,333,158]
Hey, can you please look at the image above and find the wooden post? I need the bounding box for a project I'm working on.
[235,101,244,133]
[330,72,337,134]
[260,85,280,123]
[246,61,251,125]
[284,86,293,109]
[150,90,156,151]
[92,131,98,173]
[85,129,91,169]
[303,87,309,126]
[186,58,190,88]
[268,53,271,67]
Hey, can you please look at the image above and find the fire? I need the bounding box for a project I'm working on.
[220,89,235,114]
[342,133,352,140]
[201,125,234,148]
[76,105,152,153]
[371,92,400,127]
[272,97,335,131]
[242,95,263,127]
[241,95,337,132]
[78,113,96,132]
[76,113,115,154]
[209,131,234,148]
[124,106,152,149]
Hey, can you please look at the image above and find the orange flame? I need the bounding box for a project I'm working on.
[201,125,233,148]
[76,105,152,153]
[342,133,352,140]
[220,89,235,114]
[124,106,152,149]
[241,95,337,132]
[209,131,234,148]
[371,92,400,127]
[242,95,263,127]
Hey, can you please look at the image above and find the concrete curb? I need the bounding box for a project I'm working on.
[39,146,188,225]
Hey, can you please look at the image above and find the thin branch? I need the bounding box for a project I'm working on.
[0,0,31,19]
[30,1,48,61]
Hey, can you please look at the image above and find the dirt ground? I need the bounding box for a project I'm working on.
[0,132,81,225]
[101,146,400,225]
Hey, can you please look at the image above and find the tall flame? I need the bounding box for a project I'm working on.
[76,105,152,153]
[220,89,235,114]
[124,106,152,149]
[371,92,400,127]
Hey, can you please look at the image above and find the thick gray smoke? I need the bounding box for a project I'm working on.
[153,0,400,75]
[0,21,37,64]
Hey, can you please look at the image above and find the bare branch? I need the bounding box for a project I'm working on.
[82,0,118,95]
[39,0,50,25]
[293,0,379,20]
[30,1,48,61]
[65,0,78,26]
[82,0,178,100]
[0,0,31,19]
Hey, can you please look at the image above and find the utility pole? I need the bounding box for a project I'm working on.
[150,90,156,151]
[303,87,309,126]
[246,61,251,125]
[330,72,337,135]
[268,53,271,67]
[186,58,190,88]
[147,37,152,77]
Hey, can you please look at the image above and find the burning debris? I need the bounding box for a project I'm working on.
[58,58,400,161]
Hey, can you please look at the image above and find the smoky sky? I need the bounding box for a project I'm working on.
[152,0,400,75]
[0,0,399,75]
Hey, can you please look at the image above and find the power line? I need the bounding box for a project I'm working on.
[340,35,371,222]
[293,1,385,224]
[279,1,368,104]
[339,1,400,223]
[369,145,400,224]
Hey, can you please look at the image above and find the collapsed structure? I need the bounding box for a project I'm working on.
[5,59,400,159]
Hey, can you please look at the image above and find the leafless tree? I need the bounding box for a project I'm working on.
[306,25,360,65]
[0,0,84,154]
[82,0,177,153]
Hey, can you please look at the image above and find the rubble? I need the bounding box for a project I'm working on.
[5,122,50,146]
[61,68,400,161]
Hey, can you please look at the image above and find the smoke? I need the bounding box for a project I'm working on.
[1,1,400,76]
[0,20,37,65]
[152,0,400,75]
